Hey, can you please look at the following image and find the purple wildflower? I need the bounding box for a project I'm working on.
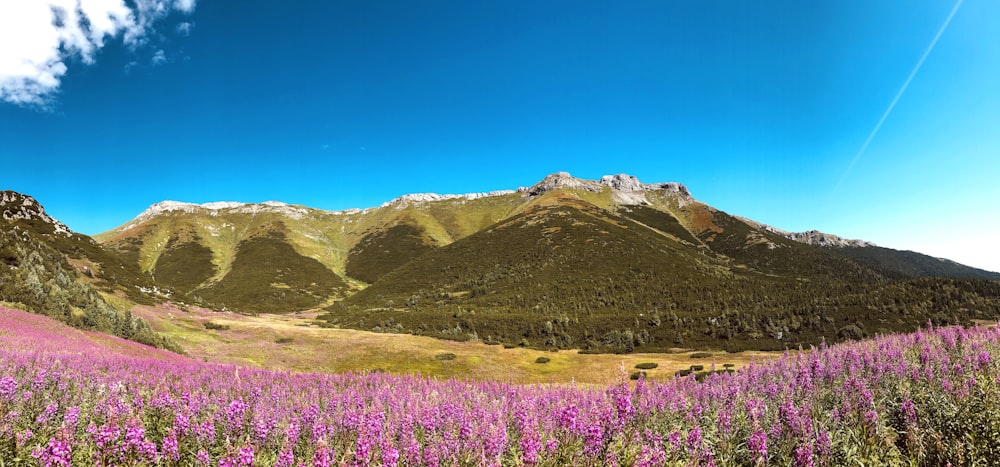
[748,429,767,464]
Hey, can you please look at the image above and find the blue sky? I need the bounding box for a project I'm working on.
[1,0,998,272]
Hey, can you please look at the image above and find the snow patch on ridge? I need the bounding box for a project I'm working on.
[380,190,516,208]
[120,200,312,232]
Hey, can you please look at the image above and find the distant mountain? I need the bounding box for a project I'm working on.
[89,173,1000,352]
[0,191,177,350]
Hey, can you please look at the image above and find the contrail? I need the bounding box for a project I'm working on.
[835,0,964,190]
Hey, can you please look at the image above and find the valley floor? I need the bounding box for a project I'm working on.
[132,303,782,385]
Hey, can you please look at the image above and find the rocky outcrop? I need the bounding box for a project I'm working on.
[0,191,72,235]
[739,216,875,248]
[523,172,691,205]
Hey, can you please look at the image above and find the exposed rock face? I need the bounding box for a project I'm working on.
[524,172,691,205]
[0,191,72,235]
[740,216,875,248]
[120,200,312,232]
[523,172,603,196]
[784,230,875,248]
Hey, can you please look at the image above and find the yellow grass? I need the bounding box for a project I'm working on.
[135,303,783,386]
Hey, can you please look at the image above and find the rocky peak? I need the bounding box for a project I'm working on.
[522,172,603,196]
[599,174,645,192]
[0,191,72,236]
[523,172,691,205]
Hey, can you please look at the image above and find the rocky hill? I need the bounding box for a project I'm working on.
[0,191,178,351]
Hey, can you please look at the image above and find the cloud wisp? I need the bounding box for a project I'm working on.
[0,0,197,108]
[835,0,964,191]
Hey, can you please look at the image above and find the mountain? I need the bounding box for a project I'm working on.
[0,191,178,350]
[95,173,1000,351]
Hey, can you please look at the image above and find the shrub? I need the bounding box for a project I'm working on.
[635,362,658,370]
[534,357,550,364]
[275,337,293,344]
[838,324,865,340]
[434,352,457,361]
[689,352,713,359]
[690,364,704,371]
[204,321,230,331]
[630,371,647,380]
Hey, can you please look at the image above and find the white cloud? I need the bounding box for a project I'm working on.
[176,22,193,36]
[152,49,167,65]
[174,0,197,14]
[0,0,196,108]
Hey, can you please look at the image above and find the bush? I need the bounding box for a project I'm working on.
[275,337,293,344]
[838,324,865,340]
[689,352,713,359]
[630,371,647,380]
[434,353,457,361]
[690,364,704,371]
[635,362,658,370]
[534,357,550,364]
[204,321,230,331]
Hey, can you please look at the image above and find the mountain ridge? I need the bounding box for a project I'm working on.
[7,171,997,353]
[106,172,878,254]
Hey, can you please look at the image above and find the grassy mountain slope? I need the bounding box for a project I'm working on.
[96,193,524,310]
[195,230,350,313]
[324,187,1000,352]
[837,245,1000,280]
[90,174,1000,352]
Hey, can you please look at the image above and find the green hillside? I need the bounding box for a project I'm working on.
[196,230,350,313]
[0,191,178,351]
[86,174,1000,353]
[323,190,1000,353]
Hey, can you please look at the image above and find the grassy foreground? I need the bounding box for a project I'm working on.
[3,305,1000,465]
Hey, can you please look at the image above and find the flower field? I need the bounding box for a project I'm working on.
[2,304,999,466]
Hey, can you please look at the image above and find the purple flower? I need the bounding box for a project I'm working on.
[816,430,832,458]
[175,412,190,435]
[900,398,917,425]
[382,445,400,466]
[227,398,247,430]
[0,375,16,401]
[686,426,702,453]
[584,424,604,457]
[196,449,211,465]
[237,445,254,466]
[557,404,578,431]
[312,446,333,467]
[748,429,768,464]
[31,437,72,467]
[519,429,541,464]
[794,444,814,467]
[62,406,80,428]
[275,449,295,467]
[162,430,180,461]
[978,350,991,368]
